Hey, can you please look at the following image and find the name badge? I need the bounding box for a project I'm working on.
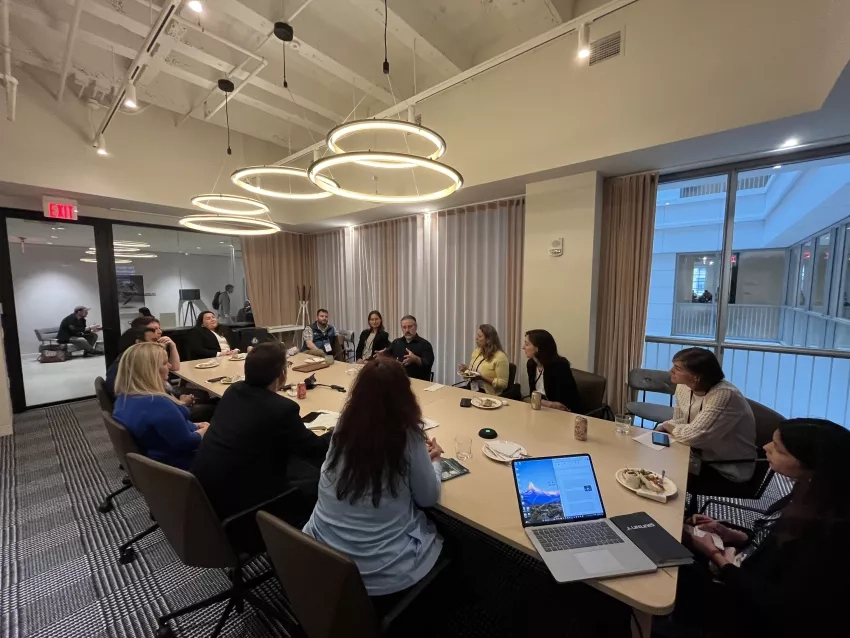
[323,342,333,353]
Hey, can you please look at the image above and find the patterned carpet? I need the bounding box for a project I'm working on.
[0,400,792,638]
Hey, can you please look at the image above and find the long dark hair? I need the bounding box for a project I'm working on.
[672,347,725,392]
[775,418,850,544]
[367,310,386,334]
[478,324,503,361]
[525,329,564,367]
[196,310,223,335]
[327,357,423,507]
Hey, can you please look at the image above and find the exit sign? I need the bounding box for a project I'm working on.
[42,196,78,221]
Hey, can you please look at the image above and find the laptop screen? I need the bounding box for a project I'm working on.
[512,454,606,526]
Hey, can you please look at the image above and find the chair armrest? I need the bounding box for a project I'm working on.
[585,404,613,421]
[380,557,451,631]
[699,499,770,518]
[223,487,301,531]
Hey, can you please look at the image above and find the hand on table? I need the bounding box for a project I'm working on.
[541,400,570,412]
[195,422,210,436]
[402,349,421,367]
[657,422,673,433]
[426,437,444,461]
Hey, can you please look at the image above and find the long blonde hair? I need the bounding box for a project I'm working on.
[115,342,178,402]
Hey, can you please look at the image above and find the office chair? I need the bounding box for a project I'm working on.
[94,376,115,413]
[100,410,160,563]
[94,377,132,516]
[572,369,613,420]
[500,362,522,400]
[124,453,298,638]
[257,511,449,638]
[625,368,676,427]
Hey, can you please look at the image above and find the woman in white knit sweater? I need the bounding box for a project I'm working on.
[658,348,756,493]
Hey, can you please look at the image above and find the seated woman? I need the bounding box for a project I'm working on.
[457,324,510,395]
[303,357,444,610]
[657,348,755,491]
[187,310,238,360]
[355,310,390,363]
[112,342,208,470]
[523,329,582,412]
[672,418,850,638]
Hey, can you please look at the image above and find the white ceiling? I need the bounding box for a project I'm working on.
[7,0,601,149]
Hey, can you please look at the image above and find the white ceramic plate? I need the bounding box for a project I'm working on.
[615,468,678,498]
[471,397,502,410]
[194,360,220,369]
[482,441,528,463]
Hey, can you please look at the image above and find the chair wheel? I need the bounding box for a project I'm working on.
[98,501,113,514]
[155,626,174,638]
[119,547,136,564]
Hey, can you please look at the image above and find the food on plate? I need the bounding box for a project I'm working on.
[622,468,665,493]
[462,370,478,377]
[476,398,499,408]
[621,469,643,490]
[220,375,244,384]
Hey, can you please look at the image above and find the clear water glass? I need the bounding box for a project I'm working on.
[615,414,633,435]
[455,436,473,460]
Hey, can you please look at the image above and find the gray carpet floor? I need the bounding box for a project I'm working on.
[0,400,791,638]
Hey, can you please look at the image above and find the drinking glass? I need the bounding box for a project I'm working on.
[455,436,473,460]
[615,414,633,435]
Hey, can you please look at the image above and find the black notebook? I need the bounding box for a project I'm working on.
[439,458,470,482]
[610,512,693,568]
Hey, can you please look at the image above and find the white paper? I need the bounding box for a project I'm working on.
[633,431,666,451]
[306,411,340,430]
[423,384,444,392]
[422,418,439,430]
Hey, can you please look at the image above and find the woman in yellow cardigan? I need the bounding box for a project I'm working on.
[458,324,510,395]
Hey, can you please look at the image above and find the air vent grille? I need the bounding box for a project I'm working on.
[679,175,771,198]
[589,31,621,66]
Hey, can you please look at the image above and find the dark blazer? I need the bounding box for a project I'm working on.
[187,326,232,360]
[526,357,582,413]
[57,313,89,343]
[355,329,390,360]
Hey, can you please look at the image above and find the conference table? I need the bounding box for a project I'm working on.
[174,353,691,635]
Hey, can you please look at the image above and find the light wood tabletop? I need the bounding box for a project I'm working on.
[174,353,690,620]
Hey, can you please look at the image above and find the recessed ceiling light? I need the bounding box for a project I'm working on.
[196,246,201,249]
[50,235,58,239]
[773,165,782,170]
[188,0,203,12]
[47,242,53,245]
[138,233,143,236]
[57,227,65,230]
[780,137,799,149]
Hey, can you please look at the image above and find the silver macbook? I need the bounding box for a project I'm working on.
[511,454,657,582]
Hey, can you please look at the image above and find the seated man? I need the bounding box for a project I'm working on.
[57,306,102,356]
[130,316,180,371]
[381,315,434,381]
[192,342,331,549]
[301,308,337,357]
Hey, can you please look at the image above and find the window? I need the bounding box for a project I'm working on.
[692,265,707,296]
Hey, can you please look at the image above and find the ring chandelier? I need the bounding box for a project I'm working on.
[86,249,158,258]
[81,257,133,264]
[190,194,269,215]
[113,240,150,248]
[325,119,446,170]
[179,214,281,236]
[231,166,337,200]
[308,151,463,204]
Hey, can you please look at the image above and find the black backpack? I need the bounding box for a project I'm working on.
[212,291,222,310]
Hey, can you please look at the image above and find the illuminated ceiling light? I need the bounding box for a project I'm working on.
[187,0,203,12]
[308,152,463,204]
[190,194,270,215]
[773,165,782,170]
[325,119,447,170]
[114,240,150,248]
[123,83,137,109]
[178,215,281,236]
[126,253,158,258]
[577,22,591,59]
[96,134,108,156]
[81,257,133,264]
[779,137,799,149]
[231,166,336,200]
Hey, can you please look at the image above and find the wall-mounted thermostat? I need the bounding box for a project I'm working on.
[549,238,563,257]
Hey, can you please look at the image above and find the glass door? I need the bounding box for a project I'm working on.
[5,218,106,406]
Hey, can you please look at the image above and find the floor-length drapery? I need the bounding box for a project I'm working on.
[594,173,659,413]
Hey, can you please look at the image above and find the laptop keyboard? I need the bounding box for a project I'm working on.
[532,521,624,552]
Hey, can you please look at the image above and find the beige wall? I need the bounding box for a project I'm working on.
[522,172,602,386]
[0,325,13,436]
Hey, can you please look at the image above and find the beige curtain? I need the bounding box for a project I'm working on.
[505,198,525,366]
[594,172,659,413]
[242,232,318,327]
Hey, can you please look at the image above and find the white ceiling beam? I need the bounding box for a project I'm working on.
[204,0,395,105]
[348,0,462,77]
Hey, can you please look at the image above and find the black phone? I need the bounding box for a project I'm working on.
[651,431,671,447]
[207,376,225,383]
[460,398,472,408]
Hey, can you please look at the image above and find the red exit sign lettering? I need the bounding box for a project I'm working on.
[42,196,79,221]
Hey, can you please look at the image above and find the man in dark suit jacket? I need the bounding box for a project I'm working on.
[57,306,102,355]
[192,342,330,549]
[381,315,434,381]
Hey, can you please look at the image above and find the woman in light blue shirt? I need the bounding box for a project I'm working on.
[303,357,444,603]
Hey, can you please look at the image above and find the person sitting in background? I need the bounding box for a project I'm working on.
[458,324,510,395]
[104,325,157,396]
[57,305,103,356]
[671,418,850,638]
[112,342,207,470]
[138,307,153,318]
[523,329,581,412]
[188,311,238,359]
[355,310,390,363]
[302,308,337,357]
[236,300,253,323]
[193,342,331,549]
[381,315,434,381]
[657,348,756,492]
[130,315,180,371]
[303,358,444,609]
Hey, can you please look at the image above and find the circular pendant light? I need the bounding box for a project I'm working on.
[231,166,337,200]
[325,119,446,169]
[178,215,281,236]
[113,240,150,248]
[191,194,269,215]
[308,152,463,204]
[81,257,133,264]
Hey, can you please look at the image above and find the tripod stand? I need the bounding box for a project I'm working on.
[181,300,199,326]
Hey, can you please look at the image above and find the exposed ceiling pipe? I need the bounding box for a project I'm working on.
[204,58,267,120]
[57,0,86,102]
[93,0,180,144]
[273,0,639,166]
[1,0,17,121]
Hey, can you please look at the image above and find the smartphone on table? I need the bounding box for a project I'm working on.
[651,431,671,447]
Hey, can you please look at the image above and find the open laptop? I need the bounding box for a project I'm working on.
[511,454,657,582]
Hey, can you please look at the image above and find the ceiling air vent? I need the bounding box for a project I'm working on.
[589,31,622,66]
